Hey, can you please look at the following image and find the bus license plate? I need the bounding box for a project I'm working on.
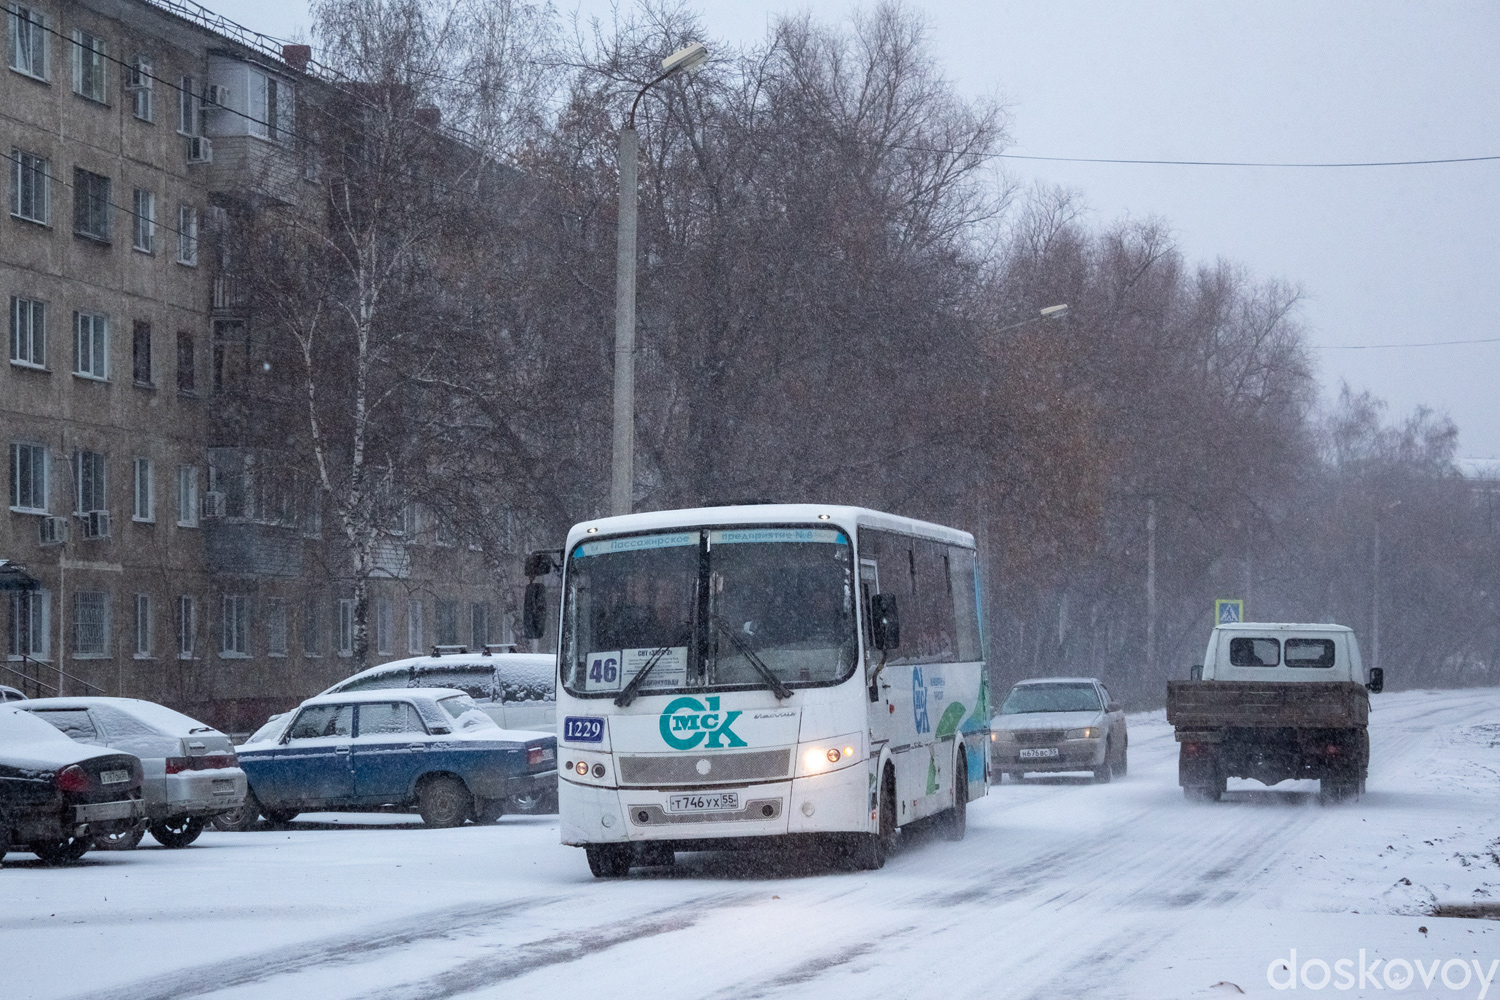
[668,792,739,813]
[99,769,131,785]
[1018,748,1059,760]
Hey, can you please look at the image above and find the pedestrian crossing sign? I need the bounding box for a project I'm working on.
[1216,599,1244,624]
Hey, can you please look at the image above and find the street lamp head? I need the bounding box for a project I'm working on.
[662,42,709,75]
[1039,303,1068,320]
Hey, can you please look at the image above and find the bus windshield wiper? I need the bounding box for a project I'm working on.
[711,614,793,700]
[614,643,677,708]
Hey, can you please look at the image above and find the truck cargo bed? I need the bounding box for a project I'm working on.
[1166,680,1369,729]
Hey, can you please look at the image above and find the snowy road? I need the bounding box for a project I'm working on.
[7,688,1500,1000]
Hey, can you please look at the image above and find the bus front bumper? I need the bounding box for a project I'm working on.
[559,761,871,846]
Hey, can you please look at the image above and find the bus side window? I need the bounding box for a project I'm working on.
[859,558,880,649]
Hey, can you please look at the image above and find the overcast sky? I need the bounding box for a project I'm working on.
[210,0,1500,458]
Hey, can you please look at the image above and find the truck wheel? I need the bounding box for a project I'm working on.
[95,822,146,851]
[942,755,968,842]
[586,844,633,878]
[149,816,206,849]
[417,776,473,828]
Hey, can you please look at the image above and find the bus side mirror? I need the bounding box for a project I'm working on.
[522,582,547,640]
[1189,664,1203,681]
[870,593,900,650]
[1367,667,1384,693]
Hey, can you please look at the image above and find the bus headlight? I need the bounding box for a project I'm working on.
[799,736,861,775]
[1065,727,1101,740]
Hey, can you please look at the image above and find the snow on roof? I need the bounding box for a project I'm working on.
[324,653,556,695]
[565,504,975,550]
[301,687,483,706]
[18,697,219,736]
[1212,622,1353,632]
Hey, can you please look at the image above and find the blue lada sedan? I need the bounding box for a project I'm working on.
[235,689,556,827]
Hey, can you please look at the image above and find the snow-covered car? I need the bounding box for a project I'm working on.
[318,651,557,730]
[990,678,1127,783]
[0,685,28,702]
[0,703,144,863]
[229,689,556,829]
[17,698,246,849]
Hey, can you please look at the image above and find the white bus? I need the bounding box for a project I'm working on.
[541,504,989,877]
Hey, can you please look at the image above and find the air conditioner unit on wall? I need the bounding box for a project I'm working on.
[203,84,229,107]
[39,516,69,545]
[80,510,110,539]
[186,136,213,163]
[201,492,225,519]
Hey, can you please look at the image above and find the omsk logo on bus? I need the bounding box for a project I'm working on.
[659,696,747,750]
[912,667,931,735]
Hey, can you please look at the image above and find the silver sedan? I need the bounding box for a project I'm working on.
[989,678,1128,783]
[18,698,246,849]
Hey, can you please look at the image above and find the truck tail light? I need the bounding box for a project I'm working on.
[1182,743,1211,758]
[56,764,92,792]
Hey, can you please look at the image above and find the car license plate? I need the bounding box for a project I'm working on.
[99,769,131,785]
[1018,748,1059,760]
[668,792,739,813]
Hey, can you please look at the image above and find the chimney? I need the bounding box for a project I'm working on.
[281,44,311,72]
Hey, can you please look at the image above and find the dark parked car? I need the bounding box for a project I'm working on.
[228,689,556,829]
[0,704,144,863]
[18,698,246,849]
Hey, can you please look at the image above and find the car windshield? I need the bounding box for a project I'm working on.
[561,526,858,697]
[1000,684,1102,714]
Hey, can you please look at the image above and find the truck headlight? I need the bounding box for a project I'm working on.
[1065,727,1101,740]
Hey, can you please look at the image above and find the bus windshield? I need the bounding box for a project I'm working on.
[561,526,858,698]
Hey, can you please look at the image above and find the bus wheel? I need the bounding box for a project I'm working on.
[586,844,632,878]
[943,755,968,842]
[849,769,895,871]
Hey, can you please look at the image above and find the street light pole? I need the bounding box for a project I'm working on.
[992,303,1068,336]
[610,43,708,517]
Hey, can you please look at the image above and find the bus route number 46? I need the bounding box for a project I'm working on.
[564,716,604,743]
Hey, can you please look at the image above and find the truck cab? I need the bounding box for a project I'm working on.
[1197,623,1374,687]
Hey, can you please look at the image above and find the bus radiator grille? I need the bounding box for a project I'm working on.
[618,749,793,786]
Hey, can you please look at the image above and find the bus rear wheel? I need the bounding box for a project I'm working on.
[586,843,632,878]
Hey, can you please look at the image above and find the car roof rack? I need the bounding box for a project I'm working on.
[430,645,468,658]
[481,643,517,656]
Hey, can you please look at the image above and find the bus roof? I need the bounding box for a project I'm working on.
[565,504,975,550]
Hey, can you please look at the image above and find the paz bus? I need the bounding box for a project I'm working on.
[536,503,989,877]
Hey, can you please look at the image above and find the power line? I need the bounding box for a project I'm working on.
[3,149,200,246]
[995,152,1500,169]
[1314,337,1500,350]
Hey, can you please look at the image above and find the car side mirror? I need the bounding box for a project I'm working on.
[1107,701,1121,713]
[1367,667,1384,694]
[522,582,547,640]
[870,593,900,650]
[1189,664,1203,681]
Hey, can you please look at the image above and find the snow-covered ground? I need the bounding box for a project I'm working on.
[6,688,1500,1000]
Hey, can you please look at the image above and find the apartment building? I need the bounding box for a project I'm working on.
[2,0,510,733]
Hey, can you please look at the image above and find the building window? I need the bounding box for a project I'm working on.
[176,205,197,265]
[435,519,456,547]
[435,598,458,647]
[133,593,151,657]
[376,596,392,654]
[471,602,488,649]
[10,148,49,224]
[176,330,195,394]
[72,168,110,241]
[131,320,152,385]
[176,595,195,658]
[72,590,108,657]
[73,311,108,379]
[266,598,287,656]
[221,595,248,656]
[247,70,293,142]
[132,456,153,521]
[129,56,152,121]
[406,599,423,654]
[131,189,154,252]
[9,296,45,367]
[177,74,197,134]
[337,598,354,656]
[10,442,48,512]
[8,4,47,79]
[73,449,106,514]
[8,589,50,660]
[303,597,321,656]
[70,29,106,103]
[176,464,198,526]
